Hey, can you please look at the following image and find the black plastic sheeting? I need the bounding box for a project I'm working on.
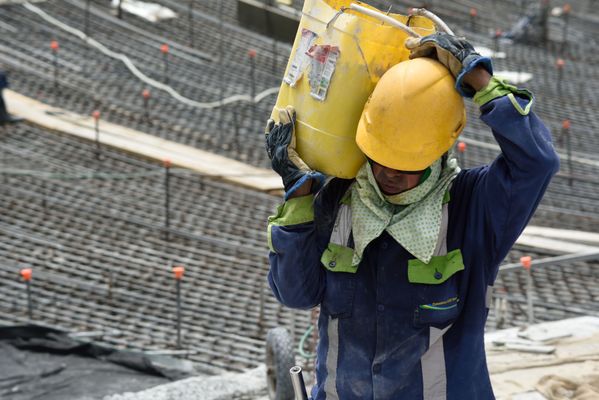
[0,325,196,400]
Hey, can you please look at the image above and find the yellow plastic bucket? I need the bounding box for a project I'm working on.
[271,0,435,178]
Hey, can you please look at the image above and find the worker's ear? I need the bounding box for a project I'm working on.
[441,153,449,167]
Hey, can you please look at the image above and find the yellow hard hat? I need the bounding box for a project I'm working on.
[355,57,466,171]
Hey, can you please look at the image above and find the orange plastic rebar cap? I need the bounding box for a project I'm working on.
[520,256,532,270]
[172,265,185,279]
[20,268,32,281]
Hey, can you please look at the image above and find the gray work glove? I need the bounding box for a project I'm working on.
[405,32,493,97]
[265,106,325,199]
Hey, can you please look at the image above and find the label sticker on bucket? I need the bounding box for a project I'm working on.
[307,45,340,102]
[284,29,318,87]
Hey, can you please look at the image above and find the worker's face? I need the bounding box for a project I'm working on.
[371,161,424,195]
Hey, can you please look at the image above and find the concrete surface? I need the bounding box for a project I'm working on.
[103,317,599,400]
[104,365,267,400]
[488,317,599,399]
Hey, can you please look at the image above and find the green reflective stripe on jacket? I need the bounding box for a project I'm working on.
[321,242,357,273]
[267,194,315,252]
[407,249,464,284]
[473,76,534,115]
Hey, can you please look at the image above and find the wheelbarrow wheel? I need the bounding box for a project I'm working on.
[266,327,295,400]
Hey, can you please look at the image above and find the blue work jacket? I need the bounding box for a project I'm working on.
[267,95,559,399]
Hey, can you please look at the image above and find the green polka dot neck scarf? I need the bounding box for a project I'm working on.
[351,156,460,265]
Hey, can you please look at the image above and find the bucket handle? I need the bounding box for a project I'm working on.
[409,8,455,36]
[328,4,455,38]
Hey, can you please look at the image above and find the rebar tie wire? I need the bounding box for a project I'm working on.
[23,2,279,109]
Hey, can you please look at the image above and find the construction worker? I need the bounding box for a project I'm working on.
[265,33,559,399]
[0,70,22,125]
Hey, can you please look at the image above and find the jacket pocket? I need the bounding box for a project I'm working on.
[321,243,358,273]
[321,243,357,319]
[409,249,464,329]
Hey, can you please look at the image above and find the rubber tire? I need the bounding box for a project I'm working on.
[266,327,296,400]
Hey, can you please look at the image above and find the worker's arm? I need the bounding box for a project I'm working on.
[457,74,560,280]
[408,34,559,281]
[267,193,327,309]
[265,106,328,309]
[462,66,492,92]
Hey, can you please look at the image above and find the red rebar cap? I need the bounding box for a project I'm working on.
[92,110,100,120]
[160,43,169,54]
[142,89,151,99]
[172,265,185,280]
[50,40,59,51]
[494,29,503,38]
[163,158,171,168]
[556,58,565,68]
[20,268,32,281]
[470,8,478,17]
[520,256,532,270]
[247,49,257,58]
[458,141,467,153]
[563,3,572,14]
[407,7,415,16]
[562,119,571,130]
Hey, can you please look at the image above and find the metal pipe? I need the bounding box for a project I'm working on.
[347,4,421,38]
[163,52,169,85]
[499,250,599,272]
[526,268,534,324]
[53,51,59,92]
[42,180,47,210]
[566,125,573,187]
[176,278,182,348]
[258,279,265,331]
[188,0,194,48]
[249,52,257,121]
[94,117,101,159]
[218,0,224,125]
[26,281,33,319]
[290,366,308,400]
[84,0,90,38]
[164,161,171,241]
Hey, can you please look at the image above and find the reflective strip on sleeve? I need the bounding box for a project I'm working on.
[324,317,340,400]
[486,285,494,309]
[329,204,352,247]
[433,203,449,257]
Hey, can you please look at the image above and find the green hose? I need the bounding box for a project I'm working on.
[298,324,317,360]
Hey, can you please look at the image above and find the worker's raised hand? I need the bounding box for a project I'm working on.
[405,33,493,97]
[265,106,325,199]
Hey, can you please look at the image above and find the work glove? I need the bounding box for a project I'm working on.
[405,32,493,98]
[265,106,325,199]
